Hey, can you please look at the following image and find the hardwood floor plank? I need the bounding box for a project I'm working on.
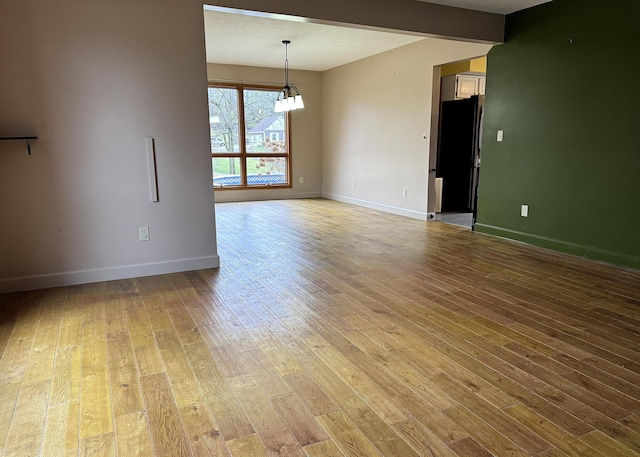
[159,289,186,309]
[582,355,640,386]
[533,384,640,454]
[40,297,64,321]
[187,306,219,331]
[57,296,83,350]
[248,326,303,377]
[270,392,329,447]
[80,369,113,438]
[140,372,192,457]
[2,380,50,456]
[443,405,532,457]
[80,302,112,439]
[104,296,127,335]
[176,281,212,306]
[229,374,305,457]
[0,382,20,450]
[620,414,640,434]
[0,312,40,384]
[447,437,493,457]
[551,352,640,402]
[50,345,82,405]
[114,411,154,457]
[183,340,254,441]
[343,328,461,410]
[41,400,80,457]
[179,403,230,457]
[166,306,202,346]
[81,432,115,457]
[302,439,345,457]
[315,411,383,457]
[142,294,174,333]
[290,320,411,426]
[196,322,229,350]
[468,336,634,420]
[503,403,604,457]
[522,353,640,416]
[579,430,640,457]
[0,319,17,360]
[226,435,268,457]
[272,328,422,456]
[218,289,267,330]
[107,330,143,417]
[431,372,550,454]
[237,291,290,333]
[282,372,338,417]
[154,328,204,408]
[125,306,164,376]
[208,303,257,352]
[204,343,248,378]
[393,419,457,457]
[240,346,292,398]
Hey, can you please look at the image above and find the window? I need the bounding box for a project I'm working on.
[208,84,291,189]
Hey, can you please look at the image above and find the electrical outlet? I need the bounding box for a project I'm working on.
[299,177,304,184]
[352,180,356,188]
[139,226,150,241]
[402,188,408,197]
[521,205,528,217]
[497,130,504,142]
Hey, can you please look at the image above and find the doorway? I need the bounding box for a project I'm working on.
[429,57,486,229]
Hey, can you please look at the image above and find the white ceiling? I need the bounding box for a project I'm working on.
[204,9,425,72]
[204,1,552,72]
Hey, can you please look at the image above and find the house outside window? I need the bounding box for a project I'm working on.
[208,84,291,189]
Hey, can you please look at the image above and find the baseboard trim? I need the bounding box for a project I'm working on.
[323,193,428,221]
[474,223,640,270]
[215,191,322,203]
[0,255,220,294]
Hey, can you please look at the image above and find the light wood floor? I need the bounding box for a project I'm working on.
[1,198,640,457]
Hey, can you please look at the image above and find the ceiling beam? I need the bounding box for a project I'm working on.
[203,0,505,44]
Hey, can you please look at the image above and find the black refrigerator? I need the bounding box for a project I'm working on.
[436,95,483,219]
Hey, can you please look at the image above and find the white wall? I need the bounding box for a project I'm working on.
[322,39,491,220]
[206,64,323,203]
[0,0,218,292]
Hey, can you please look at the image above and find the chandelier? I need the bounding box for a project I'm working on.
[274,40,304,113]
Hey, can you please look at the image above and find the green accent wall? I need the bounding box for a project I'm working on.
[475,0,640,270]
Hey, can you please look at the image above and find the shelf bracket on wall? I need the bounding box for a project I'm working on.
[0,136,38,155]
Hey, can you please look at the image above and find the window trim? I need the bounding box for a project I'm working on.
[209,82,292,190]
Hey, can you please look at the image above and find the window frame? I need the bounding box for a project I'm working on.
[208,82,292,190]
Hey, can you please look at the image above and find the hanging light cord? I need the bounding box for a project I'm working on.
[284,40,290,95]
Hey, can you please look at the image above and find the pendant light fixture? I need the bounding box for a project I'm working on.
[274,40,304,113]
